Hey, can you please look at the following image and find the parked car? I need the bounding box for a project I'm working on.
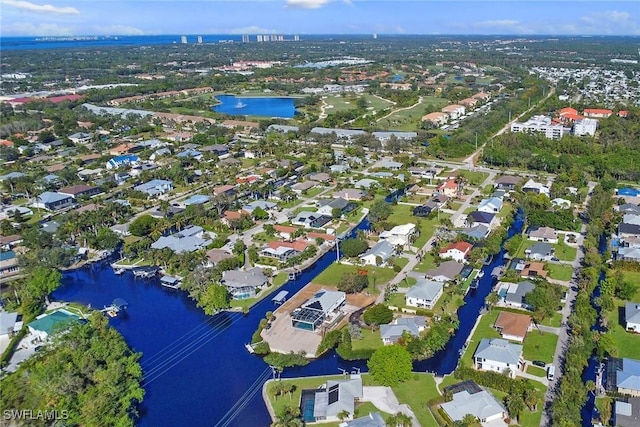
[532,360,546,367]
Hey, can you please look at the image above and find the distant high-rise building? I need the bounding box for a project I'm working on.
[294,35,300,41]
[257,35,263,42]
[181,35,187,44]
[264,35,269,42]
[242,34,249,43]
[373,33,377,39]
[197,35,203,44]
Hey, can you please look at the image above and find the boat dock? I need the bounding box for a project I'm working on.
[101,298,128,317]
[133,266,159,279]
[272,290,289,306]
[160,275,182,289]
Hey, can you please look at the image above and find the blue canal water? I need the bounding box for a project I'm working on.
[415,208,525,374]
[580,233,608,427]
[53,220,370,426]
[212,95,297,119]
[52,209,523,425]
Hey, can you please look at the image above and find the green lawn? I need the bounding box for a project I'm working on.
[394,257,410,269]
[350,328,383,353]
[455,170,489,187]
[431,286,465,318]
[387,292,407,309]
[545,263,574,281]
[540,312,562,328]
[414,253,438,273]
[230,275,289,310]
[461,310,502,368]
[522,331,558,364]
[305,187,327,198]
[313,264,397,294]
[514,239,576,262]
[526,365,547,377]
[605,297,640,359]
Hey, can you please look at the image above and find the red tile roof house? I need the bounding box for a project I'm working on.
[222,209,250,226]
[213,184,236,197]
[583,108,613,118]
[436,179,458,197]
[439,241,473,262]
[273,225,299,241]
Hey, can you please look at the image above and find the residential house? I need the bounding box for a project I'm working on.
[520,262,548,279]
[441,389,505,424]
[436,179,458,197]
[0,311,20,337]
[495,175,522,191]
[407,167,437,180]
[551,198,572,209]
[353,178,379,190]
[439,241,473,262]
[618,247,640,262]
[377,160,403,171]
[615,397,640,427]
[330,164,350,174]
[134,179,173,197]
[221,267,268,299]
[59,184,102,199]
[459,97,479,108]
[205,249,234,267]
[608,358,640,397]
[150,225,213,253]
[309,172,331,183]
[267,124,299,133]
[528,226,559,243]
[304,376,362,422]
[32,192,75,211]
[425,260,464,282]
[243,200,277,214]
[466,211,496,228]
[199,144,229,157]
[474,338,524,378]
[291,212,332,229]
[292,289,346,331]
[494,311,532,342]
[458,225,490,240]
[106,155,139,170]
[619,223,640,239]
[68,132,93,144]
[317,198,355,217]
[413,201,438,218]
[27,309,79,342]
[212,184,236,197]
[501,281,536,310]
[291,181,316,195]
[379,224,416,247]
[273,225,298,241]
[0,235,22,251]
[176,148,202,160]
[0,251,20,276]
[182,194,210,206]
[262,240,308,262]
[626,303,640,333]
[221,119,260,131]
[380,317,426,345]
[333,189,365,201]
[405,279,444,309]
[359,240,395,266]
[441,104,466,120]
[421,112,449,126]
[617,204,640,215]
[522,179,550,197]
[525,242,555,261]
[477,197,503,214]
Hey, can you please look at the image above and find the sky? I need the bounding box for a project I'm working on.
[1,0,639,37]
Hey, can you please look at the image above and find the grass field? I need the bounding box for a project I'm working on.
[350,328,382,353]
[545,263,574,281]
[313,263,397,294]
[386,204,449,248]
[522,331,558,364]
[514,239,577,262]
[526,365,547,377]
[540,312,562,328]
[605,296,640,359]
[322,94,394,114]
[461,310,502,368]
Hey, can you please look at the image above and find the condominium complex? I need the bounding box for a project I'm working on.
[510,115,570,139]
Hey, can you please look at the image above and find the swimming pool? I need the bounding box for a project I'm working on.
[300,389,316,423]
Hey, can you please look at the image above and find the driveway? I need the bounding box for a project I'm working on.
[361,386,420,427]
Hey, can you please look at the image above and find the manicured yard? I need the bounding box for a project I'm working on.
[385,204,448,248]
[387,292,407,309]
[460,310,502,368]
[545,263,574,281]
[526,365,547,377]
[431,286,465,318]
[414,253,439,273]
[394,257,409,269]
[455,170,489,187]
[350,328,382,353]
[514,239,576,262]
[540,312,562,328]
[313,263,397,294]
[605,297,640,359]
[522,331,558,364]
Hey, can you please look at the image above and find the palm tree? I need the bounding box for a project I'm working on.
[524,388,543,412]
[486,292,500,312]
[394,412,412,427]
[337,410,350,422]
[504,394,526,422]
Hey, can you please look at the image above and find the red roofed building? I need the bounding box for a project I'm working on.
[618,110,629,118]
[266,239,309,253]
[583,108,613,118]
[436,179,458,197]
[439,241,473,262]
[48,94,83,104]
[273,225,299,240]
[222,210,250,226]
[559,107,578,116]
[0,139,13,147]
[307,232,336,242]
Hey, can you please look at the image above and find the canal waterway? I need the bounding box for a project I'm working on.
[213,94,296,118]
[53,208,524,425]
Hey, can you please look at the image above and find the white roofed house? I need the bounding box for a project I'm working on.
[359,240,395,266]
[134,179,173,198]
[305,376,363,423]
[291,289,346,332]
[625,302,640,333]
[221,267,268,300]
[32,191,75,211]
[378,223,416,248]
[474,338,524,378]
[524,242,555,261]
[440,388,505,425]
[150,225,214,254]
[68,132,93,144]
[477,197,503,214]
[522,179,550,197]
[317,198,356,217]
[405,278,443,310]
[528,226,559,244]
[379,316,426,345]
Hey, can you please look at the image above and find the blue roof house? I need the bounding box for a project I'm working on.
[134,179,173,198]
[32,192,75,211]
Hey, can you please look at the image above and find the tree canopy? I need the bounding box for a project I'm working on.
[367,345,413,386]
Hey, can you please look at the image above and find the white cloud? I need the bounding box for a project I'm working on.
[285,0,330,8]
[0,0,79,15]
[229,25,279,34]
[475,20,520,28]
[93,25,144,36]
[0,22,73,36]
[580,10,639,35]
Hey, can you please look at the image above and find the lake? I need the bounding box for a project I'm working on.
[213,95,296,118]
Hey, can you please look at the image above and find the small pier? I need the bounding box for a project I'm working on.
[101,298,128,318]
[133,266,159,279]
[245,343,256,354]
